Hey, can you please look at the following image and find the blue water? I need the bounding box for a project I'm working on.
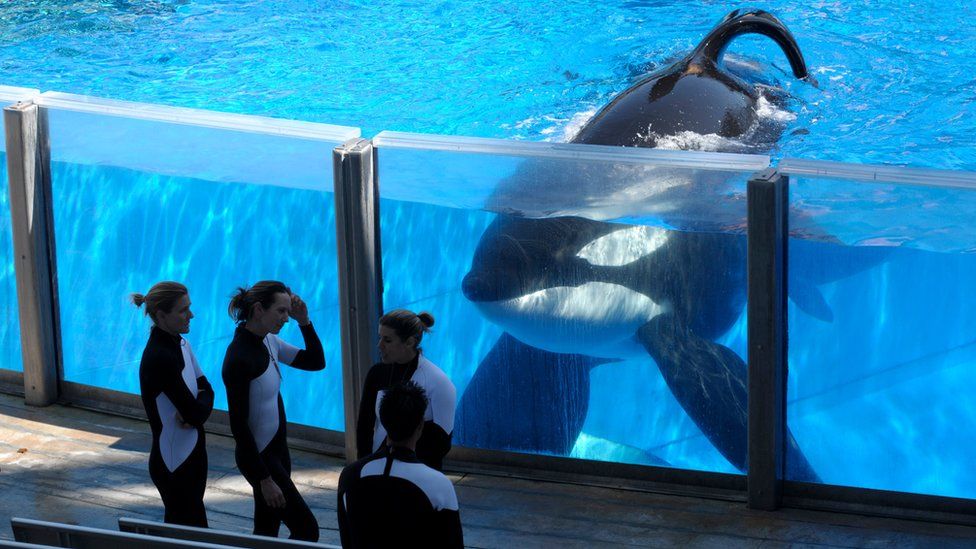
[2,1,976,499]
[49,160,347,429]
[0,160,21,373]
[2,1,976,168]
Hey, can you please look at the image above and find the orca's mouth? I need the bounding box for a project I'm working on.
[461,271,507,303]
[460,272,483,302]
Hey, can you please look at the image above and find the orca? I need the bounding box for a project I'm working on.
[455,10,826,480]
[572,9,814,150]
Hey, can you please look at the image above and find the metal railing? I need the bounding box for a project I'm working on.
[118,518,340,549]
[12,517,239,549]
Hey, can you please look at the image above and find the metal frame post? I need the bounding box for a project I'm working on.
[333,138,383,462]
[747,168,789,510]
[4,102,61,406]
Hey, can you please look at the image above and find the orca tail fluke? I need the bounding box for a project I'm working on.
[693,9,809,81]
[786,433,822,483]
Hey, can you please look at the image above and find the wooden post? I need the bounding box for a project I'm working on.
[4,103,62,406]
[747,168,788,510]
[333,138,383,461]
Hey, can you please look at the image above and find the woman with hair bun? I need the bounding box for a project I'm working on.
[133,281,214,527]
[356,309,457,471]
[221,280,325,541]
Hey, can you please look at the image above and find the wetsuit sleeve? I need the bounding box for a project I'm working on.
[418,422,452,470]
[356,366,381,459]
[196,375,215,412]
[437,509,464,549]
[222,360,270,482]
[188,344,215,423]
[155,355,213,428]
[336,467,354,549]
[429,373,457,435]
[275,323,325,371]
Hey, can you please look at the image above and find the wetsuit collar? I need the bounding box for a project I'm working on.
[383,353,420,387]
[149,325,182,348]
[381,444,421,476]
[387,445,421,463]
[384,352,419,369]
[234,325,266,346]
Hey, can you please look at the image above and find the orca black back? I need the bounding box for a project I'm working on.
[571,9,810,149]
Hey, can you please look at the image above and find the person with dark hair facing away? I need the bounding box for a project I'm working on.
[339,381,463,549]
[221,280,325,541]
[134,281,214,527]
[357,309,457,471]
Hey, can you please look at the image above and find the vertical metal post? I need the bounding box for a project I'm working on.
[333,138,383,462]
[747,168,788,510]
[4,103,61,406]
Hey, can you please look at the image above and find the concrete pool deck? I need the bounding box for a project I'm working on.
[1,391,975,548]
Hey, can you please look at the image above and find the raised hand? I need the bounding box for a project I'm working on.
[290,294,310,326]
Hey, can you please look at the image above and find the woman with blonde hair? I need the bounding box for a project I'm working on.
[133,281,214,527]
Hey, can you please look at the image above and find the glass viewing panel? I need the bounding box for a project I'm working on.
[373,131,769,473]
[41,92,359,431]
[782,158,976,498]
[0,85,41,374]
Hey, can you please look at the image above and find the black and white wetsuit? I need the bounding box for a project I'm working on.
[221,323,325,542]
[338,446,463,549]
[139,327,215,527]
[356,354,456,470]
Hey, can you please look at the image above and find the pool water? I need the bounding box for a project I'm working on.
[2,1,975,167]
[2,1,976,498]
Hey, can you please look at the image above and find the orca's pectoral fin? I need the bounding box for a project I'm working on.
[786,431,821,483]
[638,314,820,482]
[638,315,749,471]
[789,276,834,322]
[455,333,604,456]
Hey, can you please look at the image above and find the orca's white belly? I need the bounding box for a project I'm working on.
[475,281,668,359]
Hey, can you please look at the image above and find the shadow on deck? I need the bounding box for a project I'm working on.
[1,391,975,548]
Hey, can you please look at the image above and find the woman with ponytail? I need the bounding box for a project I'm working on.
[356,309,456,471]
[133,281,214,527]
[221,281,325,541]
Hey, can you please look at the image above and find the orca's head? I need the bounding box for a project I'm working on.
[462,215,671,357]
[461,216,610,303]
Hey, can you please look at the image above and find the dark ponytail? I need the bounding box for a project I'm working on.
[228,280,291,325]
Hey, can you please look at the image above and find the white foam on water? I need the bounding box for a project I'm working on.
[650,130,742,152]
[755,95,797,123]
[560,107,598,142]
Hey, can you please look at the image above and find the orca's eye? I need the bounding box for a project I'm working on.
[576,226,669,267]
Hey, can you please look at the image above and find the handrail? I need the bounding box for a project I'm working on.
[12,517,239,549]
[35,91,358,141]
[119,517,340,549]
[780,157,976,189]
[374,130,770,171]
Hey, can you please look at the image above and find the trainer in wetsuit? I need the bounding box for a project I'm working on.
[356,309,457,470]
[221,280,325,541]
[340,380,463,548]
[135,281,215,527]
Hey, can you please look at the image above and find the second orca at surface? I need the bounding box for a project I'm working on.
[455,10,828,480]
